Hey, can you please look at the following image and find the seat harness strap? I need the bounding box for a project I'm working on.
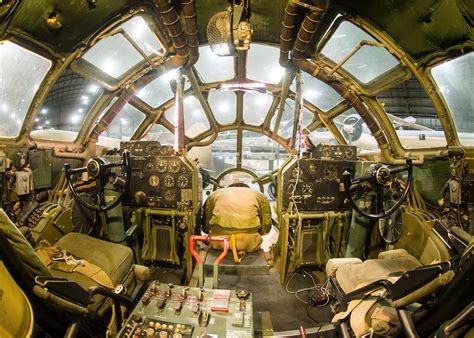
[35,241,114,289]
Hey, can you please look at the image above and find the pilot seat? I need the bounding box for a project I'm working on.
[0,208,145,336]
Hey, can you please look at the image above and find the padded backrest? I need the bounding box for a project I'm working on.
[0,208,51,277]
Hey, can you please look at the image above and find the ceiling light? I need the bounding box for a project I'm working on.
[120,118,128,125]
[35,118,39,122]
[88,85,99,93]
[41,108,48,114]
[71,115,81,123]
[10,113,16,119]
[162,69,179,82]
[2,103,7,111]
[45,121,50,125]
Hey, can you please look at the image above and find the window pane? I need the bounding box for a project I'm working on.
[208,91,236,125]
[208,131,238,173]
[308,128,337,145]
[333,108,379,153]
[378,77,446,149]
[165,96,210,138]
[194,45,234,82]
[321,21,399,84]
[271,102,313,138]
[137,70,189,108]
[247,44,285,84]
[33,69,103,138]
[431,53,474,146]
[242,131,289,172]
[243,92,272,125]
[82,17,163,79]
[102,104,145,139]
[0,42,51,137]
[291,72,343,111]
[143,124,174,144]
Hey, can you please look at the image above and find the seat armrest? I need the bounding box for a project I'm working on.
[326,258,362,277]
[35,276,92,306]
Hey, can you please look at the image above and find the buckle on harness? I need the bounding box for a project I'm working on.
[51,249,85,267]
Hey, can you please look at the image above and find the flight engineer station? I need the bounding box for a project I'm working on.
[0,0,473,337]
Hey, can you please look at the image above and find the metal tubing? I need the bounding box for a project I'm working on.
[279,1,301,68]
[182,0,200,67]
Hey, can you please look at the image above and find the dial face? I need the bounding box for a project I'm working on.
[177,175,189,188]
[156,159,167,173]
[164,174,175,188]
[324,165,337,180]
[321,145,332,158]
[164,189,176,201]
[169,158,181,173]
[345,147,355,159]
[159,146,170,155]
[145,162,154,170]
[308,163,318,175]
[148,175,160,187]
[144,143,160,155]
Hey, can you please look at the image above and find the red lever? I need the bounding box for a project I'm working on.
[190,235,229,266]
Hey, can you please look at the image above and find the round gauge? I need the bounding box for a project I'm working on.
[308,163,318,175]
[177,175,189,188]
[345,147,355,159]
[324,165,337,180]
[164,189,176,201]
[320,145,332,158]
[148,175,160,187]
[164,174,175,188]
[169,158,181,173]
[144,143,160,155]
[160,146,171,156]
[156,159,167,173]
[145,162,154,170]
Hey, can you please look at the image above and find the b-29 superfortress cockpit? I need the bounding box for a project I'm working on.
[0,0,473,337]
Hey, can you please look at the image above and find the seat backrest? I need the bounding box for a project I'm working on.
[0,208,51,278]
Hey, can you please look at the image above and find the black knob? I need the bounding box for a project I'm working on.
[132,314,143,323]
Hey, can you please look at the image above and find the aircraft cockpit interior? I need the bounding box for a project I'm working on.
[0,0,473,337]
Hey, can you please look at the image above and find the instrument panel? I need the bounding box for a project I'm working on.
[121,141,197,209]
[281,144,357,211]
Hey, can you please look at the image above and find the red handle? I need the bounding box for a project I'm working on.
[190,235,229,266]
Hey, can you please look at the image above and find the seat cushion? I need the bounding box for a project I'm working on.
[53,233,134,288]
[336,255,422,294]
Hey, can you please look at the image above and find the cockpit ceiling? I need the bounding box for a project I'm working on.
[1,0,472,63]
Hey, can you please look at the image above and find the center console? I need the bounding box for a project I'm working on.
[119,282,254,338]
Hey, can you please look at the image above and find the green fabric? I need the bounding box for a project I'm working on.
[0,208,51,277]
[54,232,133,287]
[203,187,272,235]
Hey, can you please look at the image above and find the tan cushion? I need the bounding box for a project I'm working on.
[335,254,422,294]
[326,258,363,277]
[378,248,410,260]
[54,232,134,288]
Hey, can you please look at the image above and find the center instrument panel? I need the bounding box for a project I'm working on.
[119,282,253,338]
[281,144,357,211]
[121,141,199,209]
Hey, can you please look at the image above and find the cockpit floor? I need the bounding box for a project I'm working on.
[216,270,333,332]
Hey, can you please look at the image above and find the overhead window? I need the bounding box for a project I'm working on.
[321,21,399,84]
[431,52,474,146]
[137,70,190,108]
[81,16,164,79]
[291,72,343,112]
[208,91,236,125]
[243,92,273,126]
[194,45,234,82]
[247,44,285,84]
[0,42,51,137]
[102,104,145,140]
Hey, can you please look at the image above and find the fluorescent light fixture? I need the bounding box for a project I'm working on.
[221,82,266,89]
[88,85,100,93]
